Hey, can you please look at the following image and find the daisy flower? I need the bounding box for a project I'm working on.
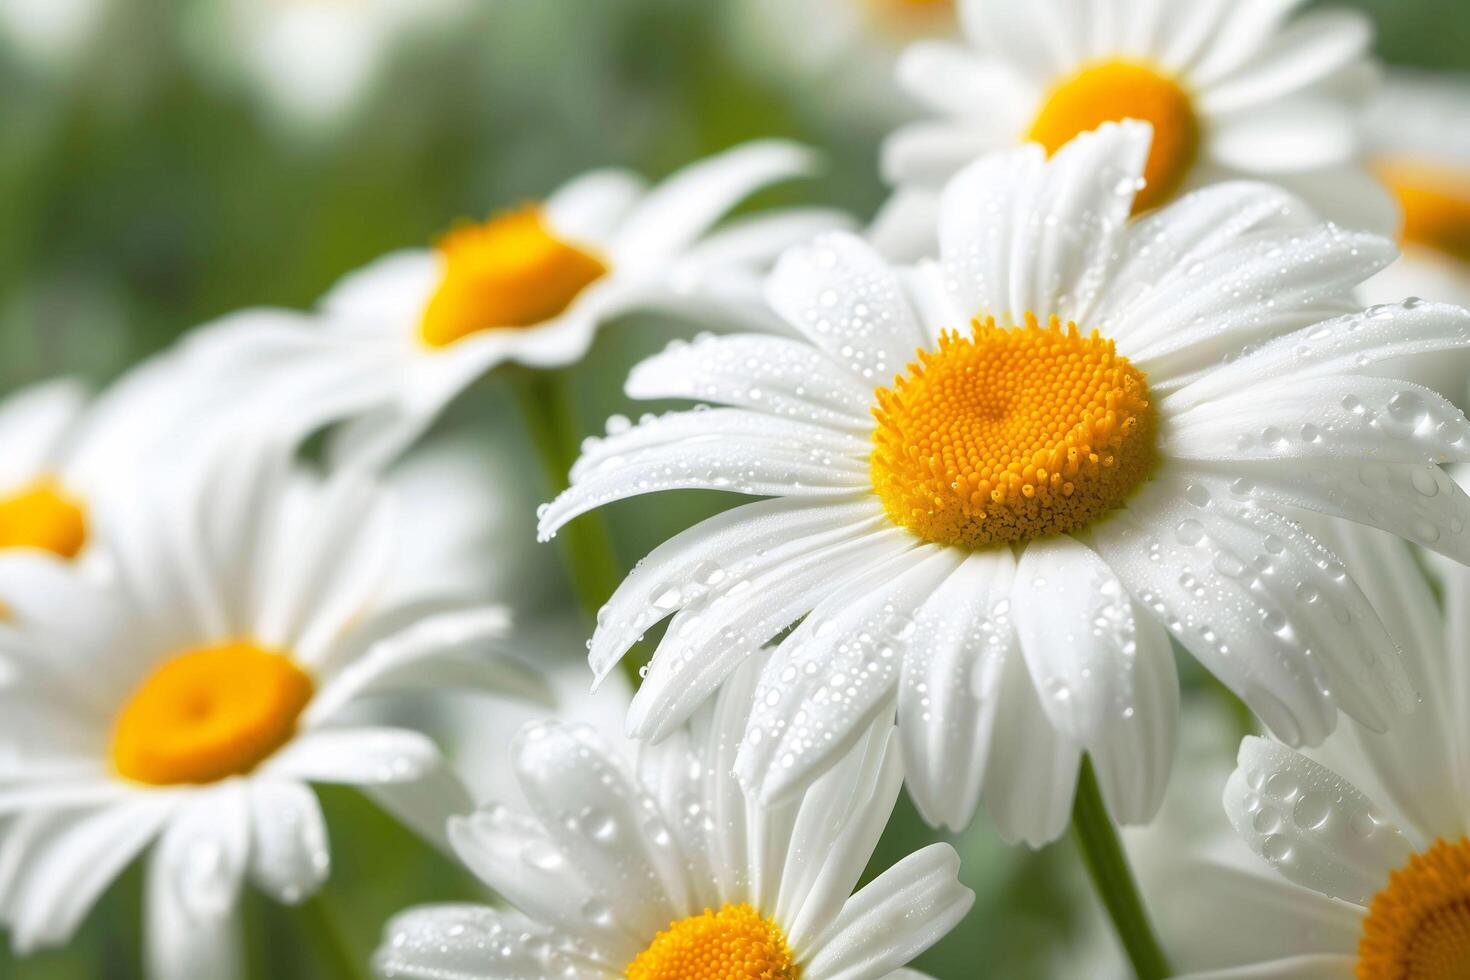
[374,653,973,980]
[876,0,1394,259]
[540,121,1470,845]
[0,439,542,979]
[1135,519,1470,979]
[184,0,471,127]
[1359,72,1470,401]
[179,141,847,464]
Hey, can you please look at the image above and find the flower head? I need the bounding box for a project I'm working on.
[541,122,1470,844]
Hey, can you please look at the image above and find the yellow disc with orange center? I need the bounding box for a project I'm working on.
[418,205,608,349]
[0,480,87,559]
[1376,159,1470,265]
[111,641,314,785]
[1028,60,1200,213]
[870,314,1155,548]
[626,903,799,980]
[1359,837,1470,979]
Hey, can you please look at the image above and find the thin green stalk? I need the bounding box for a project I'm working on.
[1071,757,1171,980]
[511,370,644,688]
[298,893,368,980]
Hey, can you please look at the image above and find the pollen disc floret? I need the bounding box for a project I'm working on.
[0,479,87,558]
[1028,60,1198,212]
[1375,159,1470,264]
[871,314,1155,548]
[111,641,314,785]
[1359,838,1470,980]
[418,205,608,348]
[626,903,800,980]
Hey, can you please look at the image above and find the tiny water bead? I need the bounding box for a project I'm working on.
[418,205,608,348]
[1376,159,1470,264]
[1027,60,1199,212]
[870,314,1155,548]
[625,903,798,980]
[0,479,87,558]
[111,641,313,785]
[1359,838,1470,980]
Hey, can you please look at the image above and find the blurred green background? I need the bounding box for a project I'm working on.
[0,0,1466,977]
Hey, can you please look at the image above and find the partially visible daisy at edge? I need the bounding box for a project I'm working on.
[173,140,851,465]
[375,651,972,980]
[0,438,544,979]
[874,0,1393,260]
[540,121,1470,846]
[1358,71,1470,403]
[1127,517,1470,979]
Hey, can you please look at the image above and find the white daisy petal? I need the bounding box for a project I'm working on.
[764,230,930,384]
[882,120,1016,188]
[802,843,974,980]
[544,169,649,249]
[631,524,917,742]
[0,379,87,490]
[626,333,874,433]
[956,0,1077,84]
[1224,736,1413,906]
[1176,957,1357,979]
[893,40,1029,119]
[447,807,627,960]
[246,780,329,905]
[146,785,250,980]
[737,547,964,806]
[898,549,1017,831]
[319,249,440,322]
[360,759,475,854]
[3,798,172,953]
[585,495,884,688]
[510,723,689,938]
[1209,99,1357,174]
[943,122,1149,325]
[1197,10,1371,116]
[375,905,611,980]
[612,140,817,268]
[1187,0,1310,86]
[1090,486,1338,747]
[264,727,441,785]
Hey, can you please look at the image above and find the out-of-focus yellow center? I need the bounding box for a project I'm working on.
[871,314,1155,548]
[1377,159,1470,264]
[626,903,799,980]
[1028,60,1199,213]
[418,205,608,349]
[0,480,87,559]
[1359,838,1470,980]
[111,641,313,786]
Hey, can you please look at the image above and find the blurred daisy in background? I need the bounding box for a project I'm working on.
[1132,518,1470,978]
[375,653,973,980]
[177,141,849,464]
[1359,72,1470,403]
[727,0,957,125]
[0,0,107,72]
[0,439,543,979]
[876,0,1392,258]
[183,0,471,129]
[541,122,1470,845]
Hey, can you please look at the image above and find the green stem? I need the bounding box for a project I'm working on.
[1071,757,1171,980]
[511,370,644,688]
[298,893,368,980]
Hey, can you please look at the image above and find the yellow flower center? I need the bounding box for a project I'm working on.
[1376,159,1470,265]
[1028,60,1199,213]
[418,205,608,349]
[0,480,87,559]
[870,315,1155,548]
[626,904,799,980]
[1360,838,1470,980]
[111,641,314,786]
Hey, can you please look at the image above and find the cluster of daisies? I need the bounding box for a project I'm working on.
[5,0,1470,978]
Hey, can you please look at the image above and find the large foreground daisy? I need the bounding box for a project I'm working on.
[877,0,1393,259]
[375,654,973,979]
[177,140,847,463]
[0,440,541,978]
[540,122,1470,844]
[1138,520,1470,979]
